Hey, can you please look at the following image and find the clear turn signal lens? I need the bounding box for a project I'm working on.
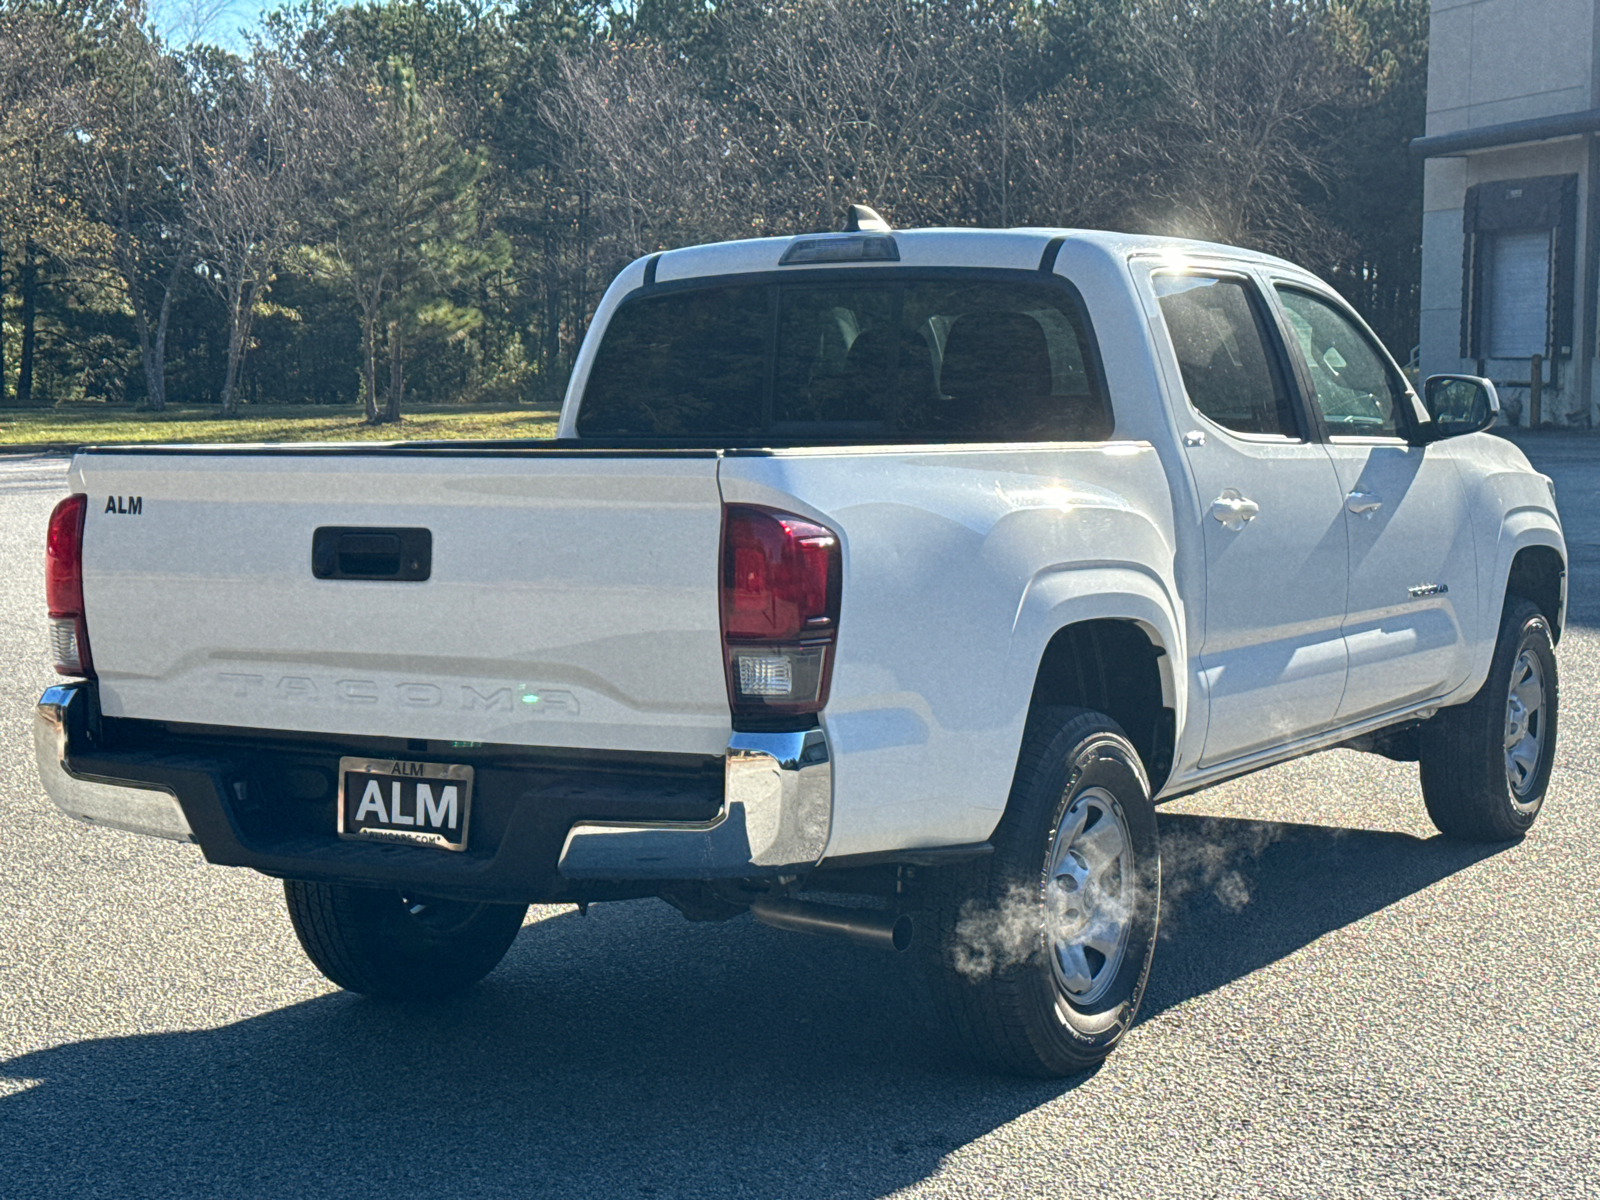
[49,618,85,675]
[731,645,830,704]
[737,653,793,697]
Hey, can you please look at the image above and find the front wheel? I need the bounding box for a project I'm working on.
[1419,598,1559,841]
[919,707,1159,1077]
[284,880,527,999]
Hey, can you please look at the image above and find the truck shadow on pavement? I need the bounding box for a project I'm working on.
[1139,813,1501,1022]
[0,814,1503,1200]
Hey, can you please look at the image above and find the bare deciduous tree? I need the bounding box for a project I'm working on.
[175,47,333,413]
[69,9,194,410]
[1110,0,1362,264]
[725,0,1004,230]
[540,42,763,353]
[545,0,1371,281]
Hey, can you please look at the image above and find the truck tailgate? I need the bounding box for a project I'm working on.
[72,449,732,755]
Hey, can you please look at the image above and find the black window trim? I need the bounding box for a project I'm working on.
[1266,277,1420,446]
[1148,266,1314,446]
[574,265,1115,447]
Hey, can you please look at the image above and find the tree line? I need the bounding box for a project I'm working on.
[0,0,1427,422]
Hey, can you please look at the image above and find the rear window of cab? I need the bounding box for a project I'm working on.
[575,275,1112,444]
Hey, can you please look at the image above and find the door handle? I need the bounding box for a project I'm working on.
[1346,492,1383,518]
[1210,492,1260,531]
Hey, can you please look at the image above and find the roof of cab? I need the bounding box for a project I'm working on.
[647,226,1304,284]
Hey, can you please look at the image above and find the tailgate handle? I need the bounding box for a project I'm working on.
[312,527,432,581]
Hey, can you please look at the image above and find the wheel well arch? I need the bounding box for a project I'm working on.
[1028,619,1174,793]
[1505,545,1565,642]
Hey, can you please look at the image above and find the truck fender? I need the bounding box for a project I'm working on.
[1449,510,1566,708]
[1006,562,1187,743]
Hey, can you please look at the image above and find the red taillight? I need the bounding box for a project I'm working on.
[46,493,93,677]
[720,505,841,718]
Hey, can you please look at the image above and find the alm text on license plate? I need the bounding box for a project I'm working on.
[338,757,474,852]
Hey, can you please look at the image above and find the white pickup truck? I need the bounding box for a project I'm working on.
[35,216,1566,1077]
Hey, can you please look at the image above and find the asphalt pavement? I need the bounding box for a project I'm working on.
[1,441,1596,1199]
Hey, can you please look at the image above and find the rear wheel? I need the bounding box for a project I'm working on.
[1419,598,1559,841]
[919,707,1159,1077]
[284,880,527,999]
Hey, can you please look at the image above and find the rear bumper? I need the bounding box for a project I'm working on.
[556,729,831,879]
[34,682,832,902]
[35,685,196,843]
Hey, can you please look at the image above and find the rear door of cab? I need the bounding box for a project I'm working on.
[1138,259,1351,766]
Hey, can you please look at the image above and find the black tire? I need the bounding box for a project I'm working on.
[918,707,1159,1077]
[1419,598,1559,841]
[283,880,527,999]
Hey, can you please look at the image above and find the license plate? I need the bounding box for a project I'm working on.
[338,757,473,852]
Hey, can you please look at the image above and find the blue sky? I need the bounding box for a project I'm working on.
[150,0,278,52]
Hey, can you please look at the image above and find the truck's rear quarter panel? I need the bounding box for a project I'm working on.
[719,443,1181,859]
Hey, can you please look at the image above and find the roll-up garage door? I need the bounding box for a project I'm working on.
[1462,174,1577,360]
[1486,230,1550,359]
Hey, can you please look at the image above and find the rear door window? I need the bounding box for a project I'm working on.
[1153,274,1299,438]
[577,276,1109,443]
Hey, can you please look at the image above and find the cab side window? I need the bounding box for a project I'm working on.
[1153,274,1298,438]
[1275,287,1405,437]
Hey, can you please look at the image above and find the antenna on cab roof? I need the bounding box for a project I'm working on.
[844,204,891,233]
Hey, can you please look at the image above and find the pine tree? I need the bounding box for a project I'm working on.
[302,57,508,423]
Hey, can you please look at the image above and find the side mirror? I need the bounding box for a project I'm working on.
[1420,374,1499,441]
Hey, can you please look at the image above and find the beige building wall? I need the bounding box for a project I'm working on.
[1426,0,1596,135]
[1418,0,1600,426]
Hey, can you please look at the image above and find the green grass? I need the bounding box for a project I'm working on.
[0,403,562,447]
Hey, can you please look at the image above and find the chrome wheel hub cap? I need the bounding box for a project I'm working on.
[1044,787,1134,1006]
[1504,649,1547,807]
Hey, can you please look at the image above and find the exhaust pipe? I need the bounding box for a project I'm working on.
[749,897,914,953]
